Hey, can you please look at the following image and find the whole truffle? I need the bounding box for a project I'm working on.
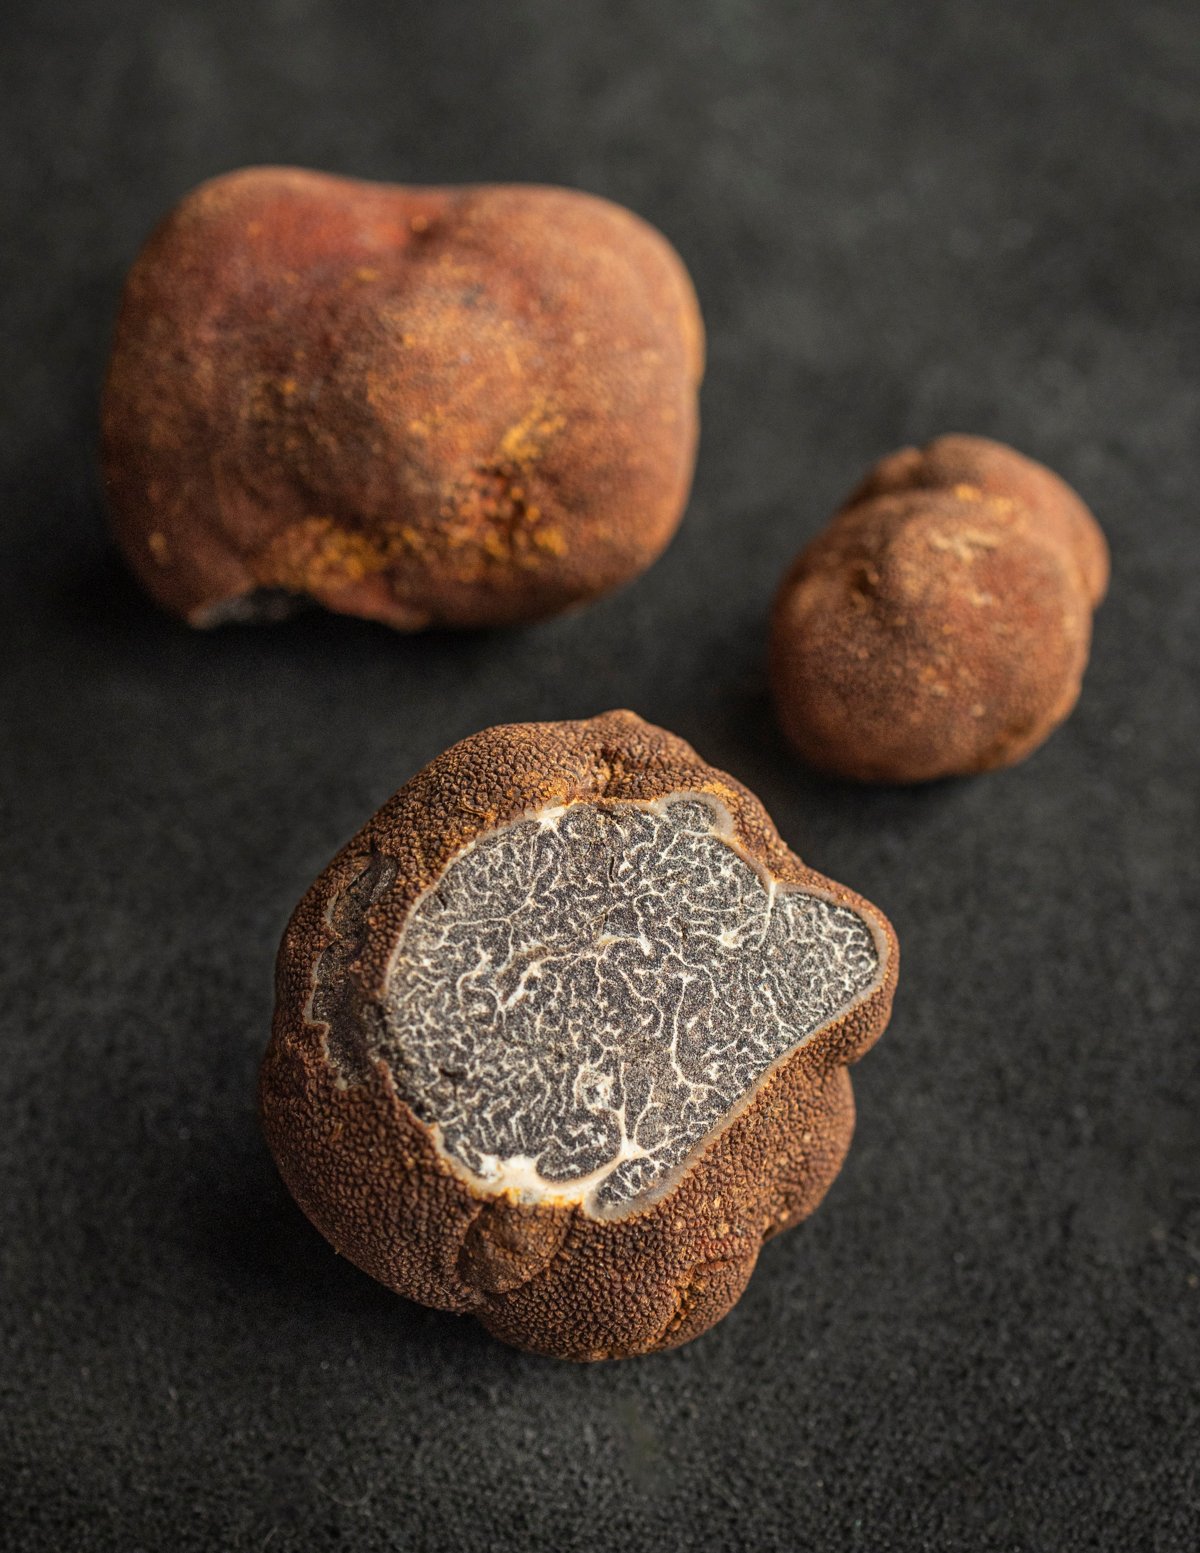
[101,167,703,629]
[260,711,898,1359]
[770,435,1109,783]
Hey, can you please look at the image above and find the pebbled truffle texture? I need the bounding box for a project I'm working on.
[770,435,1110,783]
[260,711,899,1360]
[101,167,704,630]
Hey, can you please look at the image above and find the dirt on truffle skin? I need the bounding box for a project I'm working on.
[769,435,1110,784]
[259,711,898,1361]
[101,167,704,630]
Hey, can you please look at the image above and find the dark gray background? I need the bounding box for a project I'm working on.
[2,2,1198,1549]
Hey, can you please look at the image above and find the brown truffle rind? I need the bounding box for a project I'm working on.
[770,435,1109,783]
[101,167,703,630]
[260,711,898,1360]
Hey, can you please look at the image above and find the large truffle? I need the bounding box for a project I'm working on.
[101,168,703,629]
[770,435,1109,783]
[260,711,898,1359]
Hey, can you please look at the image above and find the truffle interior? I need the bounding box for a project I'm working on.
[365,794,883,1215]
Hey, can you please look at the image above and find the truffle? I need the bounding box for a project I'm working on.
[101,167,703,629]
[770,435,1109,783]
[260,711,898,1359]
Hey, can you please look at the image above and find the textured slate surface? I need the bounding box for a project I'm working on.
[2,2,1197,1548]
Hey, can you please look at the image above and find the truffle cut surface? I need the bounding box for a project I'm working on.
[364,796,882,1213]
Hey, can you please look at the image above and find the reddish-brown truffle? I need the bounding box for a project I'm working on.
[260,711,898,1360]
[101,168,703,629]
[770,435,1109,783]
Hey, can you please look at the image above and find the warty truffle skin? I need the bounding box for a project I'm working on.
[259,711,899,1361]
[101,167,704,630]
[769,435,1110,784]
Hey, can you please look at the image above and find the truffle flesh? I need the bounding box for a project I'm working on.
[364,795,881,1213]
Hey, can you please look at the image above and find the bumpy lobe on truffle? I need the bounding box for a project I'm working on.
[260,712,898,1360]
[770,435,1109,783]
[101,167,704,629]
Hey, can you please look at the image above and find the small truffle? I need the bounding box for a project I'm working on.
[770,435,1109,783]
[260,711,898,1359]
[101,167,703,629]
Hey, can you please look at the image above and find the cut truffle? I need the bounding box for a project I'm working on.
[262,712,898,1359]
[770,435,1110,783]
[101,167,704,630]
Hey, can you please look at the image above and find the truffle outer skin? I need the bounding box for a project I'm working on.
[769,435,1110,784]
[259,711,899,1361]
[101,167,704,630]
